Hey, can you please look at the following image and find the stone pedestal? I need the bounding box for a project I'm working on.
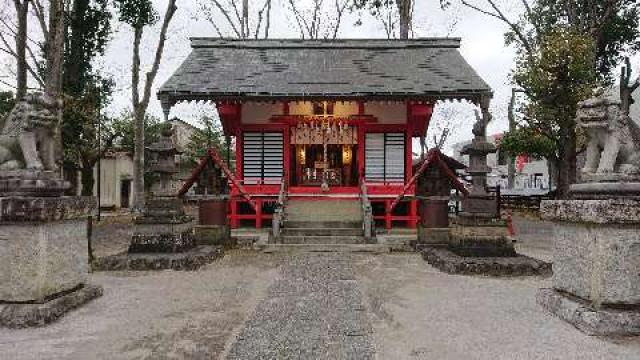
[539,198,640,336]
[194,225,233,247]
[449,214,515,257]
[417,227,449,246]
[129,196,195,254]
[0,195,102,328]
[0,196,95,302]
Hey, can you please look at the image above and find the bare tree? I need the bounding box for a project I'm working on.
[288,0,350,39]
[0,0,46,92]
[115,0,179,212]
[426,101,475,154]
[198,0,273,39]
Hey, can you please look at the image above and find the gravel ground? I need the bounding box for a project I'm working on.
[226,253,375,360]
[3,217,640,359]
[0,250,283,360]
[512,215,554,262]
[353,253,640,360]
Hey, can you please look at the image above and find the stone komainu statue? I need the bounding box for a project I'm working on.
[0,93,61,171]
[577,88,640,176]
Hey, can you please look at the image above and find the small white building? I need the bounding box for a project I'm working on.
[93,151,134,209]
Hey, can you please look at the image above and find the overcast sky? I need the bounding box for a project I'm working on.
[2,0,639,154]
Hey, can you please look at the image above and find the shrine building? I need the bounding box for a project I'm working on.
[158,38,491,230]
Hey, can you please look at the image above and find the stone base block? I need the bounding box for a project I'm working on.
[0,218,90,302]
[0,171,70,197]
[541,199,640,306]
[0,284,103,328]
[194,225,233,247]
[422,247,551,277]
[417,227,449,246]
[129,221,195,253]
[449,217,515,257]
[93,246,224,271]
[537,288,640,336]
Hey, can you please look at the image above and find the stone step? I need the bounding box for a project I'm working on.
[284,220,362,229]
[285,200,362,222]
[279,235,365,245]
[260,243,391,254]
[281,227,363,237]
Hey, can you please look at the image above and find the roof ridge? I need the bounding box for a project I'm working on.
[189,38,462,49]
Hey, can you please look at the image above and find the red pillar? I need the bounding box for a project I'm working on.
[409,200,418,229]
[230,200,238,229]
[284,126,291,186]
[358,125,365,182]
[255,199,263,229]
[385,200,392,230]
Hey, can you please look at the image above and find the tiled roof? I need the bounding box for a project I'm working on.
[158,38,492,106]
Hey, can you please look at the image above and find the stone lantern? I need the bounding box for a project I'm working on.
[422,97,550,277]
[128,125,195,254]
[449,99,515,257]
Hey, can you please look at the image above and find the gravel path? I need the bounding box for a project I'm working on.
[354,253,640,360]
[226,253,375,360]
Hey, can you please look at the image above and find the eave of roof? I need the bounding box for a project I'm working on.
[158,38,492,111]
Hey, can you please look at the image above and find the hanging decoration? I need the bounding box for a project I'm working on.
[291,117,357,145]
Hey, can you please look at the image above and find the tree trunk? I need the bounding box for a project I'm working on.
[242,0,249,39]
[130,0,178,212]
[14,0,29,99]
[45,0,66,98]
[131,26,144,212]
[555,126,577,198]
[396,0,412,39]
[80,161,95,196]
[547,157,558,192]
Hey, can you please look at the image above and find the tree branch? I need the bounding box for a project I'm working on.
[208,0,242,38]
[32,0,49,40]
[461,0,532,53]
[140,0,177,109]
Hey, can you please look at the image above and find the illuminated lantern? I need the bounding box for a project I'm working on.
[342,145,352,165]
[299,145,306,164]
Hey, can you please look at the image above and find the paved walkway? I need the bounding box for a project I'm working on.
[226,253,374,359]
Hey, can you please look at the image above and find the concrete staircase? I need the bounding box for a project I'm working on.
[262,200,388,252]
